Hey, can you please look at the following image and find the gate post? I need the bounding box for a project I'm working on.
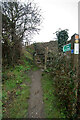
[71,34,80,118]
[44,47,48,70]
[76,38,80,118]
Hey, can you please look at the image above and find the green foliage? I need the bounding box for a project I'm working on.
[24,51,33,61]
[5,87,30,118]
[20,83,26,88]
[44,69,50,73]
[2,58,31,118]
[47,53,76,118]
[16,79,23,84]
[16,90,21,96]
[56,29,69,51]
[41,73,65,118]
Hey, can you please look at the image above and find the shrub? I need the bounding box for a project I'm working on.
[47,53,76,118]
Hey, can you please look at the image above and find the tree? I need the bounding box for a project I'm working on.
[56,29,69,52]
[2,1,42,65]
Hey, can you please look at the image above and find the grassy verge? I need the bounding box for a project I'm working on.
[2,58,32,118]
[41,72,65,118]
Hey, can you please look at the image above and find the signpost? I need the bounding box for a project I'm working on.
[63,43,71,52]
[74,43,79,54]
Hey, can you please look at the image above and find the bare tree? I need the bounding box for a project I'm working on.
[2,1,42,65]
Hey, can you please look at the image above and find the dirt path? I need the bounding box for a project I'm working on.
[28,69,44,118]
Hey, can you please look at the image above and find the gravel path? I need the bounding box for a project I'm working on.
[28,69,44,118]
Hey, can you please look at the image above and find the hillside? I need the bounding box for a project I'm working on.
[34,41,58,54]
[31,41,58,65]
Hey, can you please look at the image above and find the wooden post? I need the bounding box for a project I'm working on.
[76,39,80,118]
[71,34,79,117]
[0,5,2,120]
[77,2,80,118]
[44,47,48,70]
[25,42,26,48]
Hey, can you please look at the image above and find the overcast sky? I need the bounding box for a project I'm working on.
[21,0,79,43]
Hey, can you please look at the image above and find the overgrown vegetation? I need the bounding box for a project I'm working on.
[2,1,42,117]
[45,53,77,118]
[2,56,33,118]
[41,72,65,118]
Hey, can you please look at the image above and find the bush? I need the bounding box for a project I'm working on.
[47,53,76,118]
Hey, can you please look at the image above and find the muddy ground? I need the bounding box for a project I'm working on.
[28,69,45,118]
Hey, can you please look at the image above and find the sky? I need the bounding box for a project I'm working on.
[21,0,79,43]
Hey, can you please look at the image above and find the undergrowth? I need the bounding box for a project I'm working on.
[45,53,76,118]
[2,56,32,118]
[41,72,65,118]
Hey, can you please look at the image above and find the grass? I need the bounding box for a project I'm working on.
[2,44,41,118]
[2,58,32,118]
[7,85,30,118]
[32,64,39,71]
[24,51,33,60]
[41,72,65,118]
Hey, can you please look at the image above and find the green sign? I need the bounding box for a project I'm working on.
[63,43,71,52]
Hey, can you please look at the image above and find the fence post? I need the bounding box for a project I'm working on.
[71,34,79,117]
[76,38,80,118]
[44,47,48,70]
[77,2,80,117]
